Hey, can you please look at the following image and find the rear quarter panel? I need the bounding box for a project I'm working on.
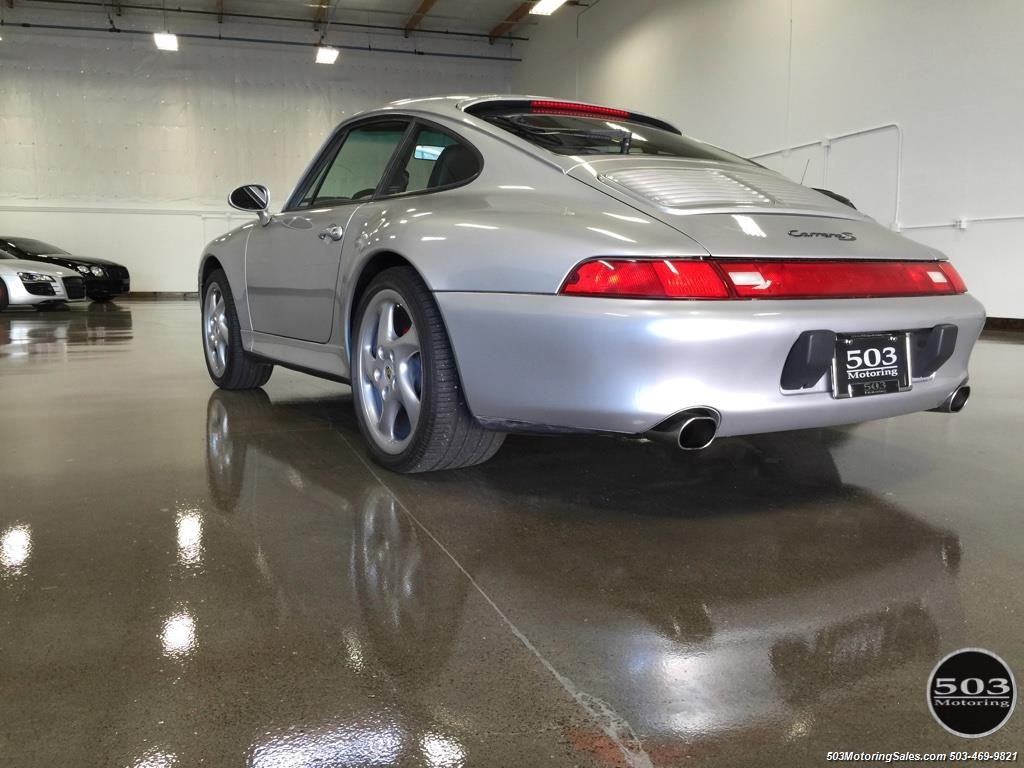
[335,125,709,294]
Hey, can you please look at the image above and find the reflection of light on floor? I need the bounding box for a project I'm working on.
[421,733,465,768]
[176,509,203,567]
[161,610,196,658]
[1,524,32,575]
[343,630,365,672]
[250,720,403,768]
[131,748,177,768]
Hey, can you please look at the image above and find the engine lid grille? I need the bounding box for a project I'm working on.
[600,167,837,212]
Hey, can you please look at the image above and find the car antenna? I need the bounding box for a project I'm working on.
[799,158,811,185]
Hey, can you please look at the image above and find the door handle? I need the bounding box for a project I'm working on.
[318,225,344,242]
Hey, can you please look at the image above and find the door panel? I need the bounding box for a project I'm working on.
[245,210,356,343]
[245,120,410,343]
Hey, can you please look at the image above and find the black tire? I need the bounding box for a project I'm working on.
[0,280,8,311]
[351,266,504,473]
[202,269,273,390]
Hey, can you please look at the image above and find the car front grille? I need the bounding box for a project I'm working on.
[24,281,57,296]
[105,265,130,280]
[86,279,130,294]
[63,277,86,299]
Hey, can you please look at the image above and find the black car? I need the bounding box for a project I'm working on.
[0,237,130,302]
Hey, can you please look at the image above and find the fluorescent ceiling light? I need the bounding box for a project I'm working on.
[316,46,339,64]
[153,32,178,51]
[530,0,569,14]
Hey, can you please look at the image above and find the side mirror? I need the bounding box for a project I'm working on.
[228,184,271,225]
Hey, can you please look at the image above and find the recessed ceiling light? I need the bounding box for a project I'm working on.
[153,32,179,51]
[529,0,569,14]
[316,46,339,64]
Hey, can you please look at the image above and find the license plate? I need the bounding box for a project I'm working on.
[832,332,911,398]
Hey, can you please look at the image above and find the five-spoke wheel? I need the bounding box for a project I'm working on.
[351,267,504,473]
[201,269,273,390]
[204,283,230,378]
[355,290,422,454]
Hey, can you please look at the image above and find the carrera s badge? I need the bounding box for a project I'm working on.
[788,229,857,241]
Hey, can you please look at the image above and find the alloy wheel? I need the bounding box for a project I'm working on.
[355,289,422,454]
[204,283,229,378]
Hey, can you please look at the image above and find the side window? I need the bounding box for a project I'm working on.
[381,126,480,196]
[299,120,409,208]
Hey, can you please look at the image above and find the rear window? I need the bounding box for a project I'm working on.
[474,110,752,165]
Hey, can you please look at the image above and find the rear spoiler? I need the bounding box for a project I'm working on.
[463,98,682,135]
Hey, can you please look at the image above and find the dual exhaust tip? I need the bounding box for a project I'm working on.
[646,409,720,451]
[649,385,970,452]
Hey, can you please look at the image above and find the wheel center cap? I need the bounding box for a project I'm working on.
[384,365,394,381]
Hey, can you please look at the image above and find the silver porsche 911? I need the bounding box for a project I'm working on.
[199,95,985,473]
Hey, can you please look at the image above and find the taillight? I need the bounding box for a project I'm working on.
[559,259,969,299]
[717,260,968,299]
[560,259,729,298]
[530,99,630,119]
[938,261,967,293]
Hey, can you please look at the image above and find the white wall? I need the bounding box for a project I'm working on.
[0,22,514,291]
[517,0,1024,318]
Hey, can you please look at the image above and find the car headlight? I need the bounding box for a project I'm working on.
[18,272,56,283]
[76,265,91,274]
[90,265,105,277]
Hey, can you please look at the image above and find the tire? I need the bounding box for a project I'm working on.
[351,266,504,473]
[0,280,8,311]
[202,269,273,390]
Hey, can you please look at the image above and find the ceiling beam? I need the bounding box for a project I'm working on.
[10,0,530,40]
[312,0,329,31]
[488,1,533,43]
[403,0,437,37]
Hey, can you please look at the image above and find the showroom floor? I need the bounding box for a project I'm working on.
[1,300,1021,767]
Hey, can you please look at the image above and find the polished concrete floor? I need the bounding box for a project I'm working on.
[1,300,1021,767]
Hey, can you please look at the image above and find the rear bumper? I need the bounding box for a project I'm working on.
[436,292,986,436]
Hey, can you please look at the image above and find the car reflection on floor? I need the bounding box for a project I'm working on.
[0,302,133,359]
[203,389,964,767]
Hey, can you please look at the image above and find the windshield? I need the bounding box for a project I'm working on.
[481,112,753,164]
[0,238,69,258]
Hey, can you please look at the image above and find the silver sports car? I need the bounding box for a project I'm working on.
[0,254,87,310]
[199,95,985,473]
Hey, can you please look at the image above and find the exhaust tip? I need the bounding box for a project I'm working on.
[677,416,718,451]
[948,385,970,413]
[930,384,970,413]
